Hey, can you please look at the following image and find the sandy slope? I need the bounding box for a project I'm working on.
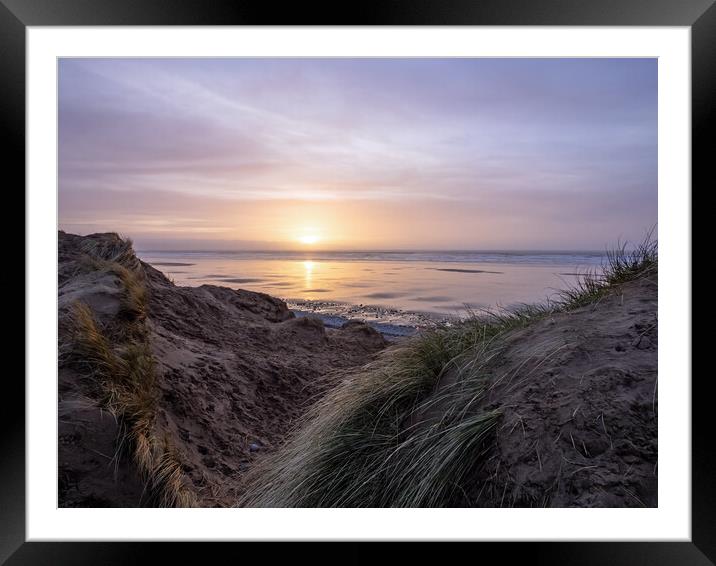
[144,263,386,504]
[58,232,386,506]
[463,276,658,507]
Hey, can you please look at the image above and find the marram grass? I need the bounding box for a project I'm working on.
[240,234,657,507]
[67,235,196,507]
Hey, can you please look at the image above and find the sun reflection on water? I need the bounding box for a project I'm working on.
[303,260,315,288]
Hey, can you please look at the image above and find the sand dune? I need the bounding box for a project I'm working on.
[58,232,386,506]
[58,231,657,507]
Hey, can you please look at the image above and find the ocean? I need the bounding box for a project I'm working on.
[137,249,606,333]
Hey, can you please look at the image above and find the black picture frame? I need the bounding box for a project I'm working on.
[5,1,708,563]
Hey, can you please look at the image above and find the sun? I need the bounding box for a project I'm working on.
[298,234,320,245]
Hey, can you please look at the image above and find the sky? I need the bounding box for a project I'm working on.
[58,58,657,251]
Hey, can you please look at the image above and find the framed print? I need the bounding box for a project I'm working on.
[6,0,709,563]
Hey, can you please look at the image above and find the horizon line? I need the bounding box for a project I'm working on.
[135,248,609,255]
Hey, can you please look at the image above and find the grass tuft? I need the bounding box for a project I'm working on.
[240,320,505,507]
[79,233,139,270]
[556,228,657,309]
[240,234,657,507]
[66,234,195,507]
[76,234,148,322]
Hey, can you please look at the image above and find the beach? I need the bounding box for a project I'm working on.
[138,250,605,335]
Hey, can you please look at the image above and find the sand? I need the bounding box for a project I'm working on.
[58,232,657,507]
[462,276,658,506]
[58,232,387,506]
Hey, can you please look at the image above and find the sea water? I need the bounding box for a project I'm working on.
[137,249,605,331]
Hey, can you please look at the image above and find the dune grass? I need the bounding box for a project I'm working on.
[557,232,657,309]
[67,235,196,507]
[77,235,147,322]
[79,233,140,270]
[240,235,657,507]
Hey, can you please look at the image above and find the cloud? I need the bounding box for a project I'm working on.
[58,58,657,249]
